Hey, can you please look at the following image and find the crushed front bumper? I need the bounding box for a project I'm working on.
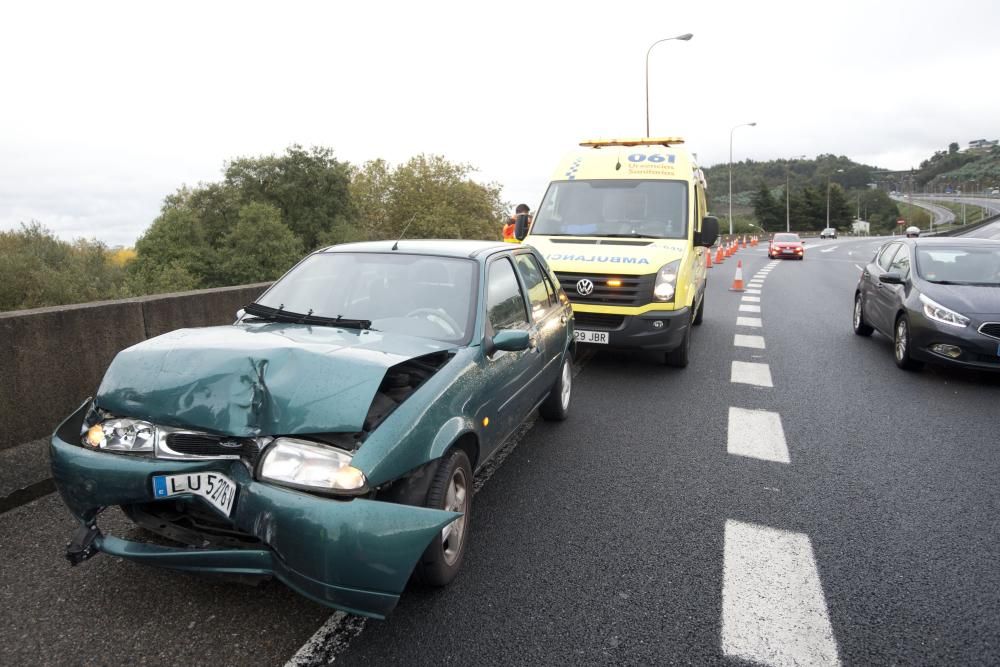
[50,406,458,619]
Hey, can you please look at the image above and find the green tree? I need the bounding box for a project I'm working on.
[218,203,303,284]
[949,142,959,154]
[751,182,782,231]
[127,206,217,292]
[224,145,353,250]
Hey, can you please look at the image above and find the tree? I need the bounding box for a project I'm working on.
[217,203,303,284]
[751,182,782,231]
[949,142,959,154]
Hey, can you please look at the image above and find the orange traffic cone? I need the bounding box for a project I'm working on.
[729,260,745,291]
[741,236,747,249]
[715,245,725,264]
[705,248,713,268]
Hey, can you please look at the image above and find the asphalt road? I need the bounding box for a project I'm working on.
[3,236,999,665]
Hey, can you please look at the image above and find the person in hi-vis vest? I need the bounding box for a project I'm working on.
[503,203,532,243]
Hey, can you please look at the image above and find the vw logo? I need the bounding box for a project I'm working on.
[575,279,595,296]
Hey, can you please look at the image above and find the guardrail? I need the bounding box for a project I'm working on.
[0,283,269,451]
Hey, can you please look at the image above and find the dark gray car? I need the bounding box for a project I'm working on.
[853,238,1000,371]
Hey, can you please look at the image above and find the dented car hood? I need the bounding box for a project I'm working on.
[96,322,453,436]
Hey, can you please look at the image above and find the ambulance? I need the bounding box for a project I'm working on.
[522,138,719,367]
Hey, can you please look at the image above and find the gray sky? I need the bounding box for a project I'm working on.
[2,0,998,246]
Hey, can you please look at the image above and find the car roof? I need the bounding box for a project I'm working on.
[901,237,1000,248]
[318,239,513,259]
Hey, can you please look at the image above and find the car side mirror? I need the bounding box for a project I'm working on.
[235,308,246,322]
[514,213,530,241]
[492,329,531,352]
[695,216,719,247]
[879,272,905,285]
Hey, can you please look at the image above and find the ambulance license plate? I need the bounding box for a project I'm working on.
[152,472,237,516]
[574,330,609,344]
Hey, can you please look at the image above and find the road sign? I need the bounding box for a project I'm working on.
[897,218,906,225]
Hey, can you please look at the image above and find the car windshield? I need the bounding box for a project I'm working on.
[773,234,800,242]
[254,252,478,344]
[531,179,687,239]
[915,246,1000,286]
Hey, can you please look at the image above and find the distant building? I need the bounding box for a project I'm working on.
[968,139,998,151]
[851,220,870,236]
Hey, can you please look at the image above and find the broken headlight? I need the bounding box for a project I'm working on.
[259,437,368,495]
[83,418,156,452]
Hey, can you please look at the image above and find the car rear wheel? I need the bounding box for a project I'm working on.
[893,315,924,371]
[415,448,472,586]
[853,293,874,336]
[539,353,572,421]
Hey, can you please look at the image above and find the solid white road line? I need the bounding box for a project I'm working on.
[736,317,762,328]
[741,296,761,302]
[731,360,773,387]
[722,520,841,667]
[734,334,765,349]
[739,304,762,313]
[285,612,367,667]
[745,288,761,295]
[727,407,789,463]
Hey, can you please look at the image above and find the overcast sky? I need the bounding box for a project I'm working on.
[2,0,998,246]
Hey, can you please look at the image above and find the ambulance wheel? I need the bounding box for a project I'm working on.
[663,314,692,368]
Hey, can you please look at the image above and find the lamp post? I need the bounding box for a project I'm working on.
[785,154,806,232]
[826,168,844,229]
[645,33,693,137]
[728,121,757,235]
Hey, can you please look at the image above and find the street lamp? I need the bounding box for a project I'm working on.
[645,33,693,137]
[729,121,757,235]
[826,168,845,228]
[785,154,806,232]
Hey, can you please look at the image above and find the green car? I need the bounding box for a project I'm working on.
[51,240,574,618]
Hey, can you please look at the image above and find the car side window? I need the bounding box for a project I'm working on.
[889,245,911,279]
[514,253,553,320]
[877,243,899,271]
[487,258,529,331]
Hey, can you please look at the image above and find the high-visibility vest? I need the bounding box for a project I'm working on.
[502,219,519,243]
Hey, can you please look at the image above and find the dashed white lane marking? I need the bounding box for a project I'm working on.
[737,316,762,328]
[745,288,761,294]
[731,360,773,387]
[742,296,761,302]
[748,282,764,288]
[722,520,841,667]
[854,264,863,272]
[819,246,839,253]
[727,407,789,463]
[734,334,765,349]
[739,304,761,313]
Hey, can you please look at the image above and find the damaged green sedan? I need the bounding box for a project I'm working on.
[51,240,574,618]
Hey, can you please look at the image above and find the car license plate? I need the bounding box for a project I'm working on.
[574,329,609,344]
[782,248,793,254]
[152,472,237,516]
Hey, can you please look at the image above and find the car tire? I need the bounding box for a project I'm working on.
[693,291,705,326]
[539,353,572,421]
[853,293,874,336]
[415,448,472,587]
[663,312,692,368]
[893,315,924,371]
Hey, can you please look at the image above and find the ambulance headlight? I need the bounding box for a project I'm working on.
[653,260,680,302]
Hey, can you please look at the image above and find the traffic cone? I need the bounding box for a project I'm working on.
[729,260,745,291]
[715,245,725,264]
[742,236,747,249]
[706,248,713,268]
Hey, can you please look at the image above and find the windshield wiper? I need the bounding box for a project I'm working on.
[243,302,372,330]
[926,280,998,286]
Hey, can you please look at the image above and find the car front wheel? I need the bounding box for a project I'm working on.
[893,315,924,371]
[853,293,874,336]
[415,448,472,586]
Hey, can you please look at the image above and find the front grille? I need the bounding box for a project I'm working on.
[979,322,1000,340]
[555,271,655,306]
[573,312,626,330]
[164,433,261,464]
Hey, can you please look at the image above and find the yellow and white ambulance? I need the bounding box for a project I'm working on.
[523,138,719,366]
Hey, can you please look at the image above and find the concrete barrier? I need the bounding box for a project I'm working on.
[0,283,269,451]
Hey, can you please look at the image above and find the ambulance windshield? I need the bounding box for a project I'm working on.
[532,180,687,239]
